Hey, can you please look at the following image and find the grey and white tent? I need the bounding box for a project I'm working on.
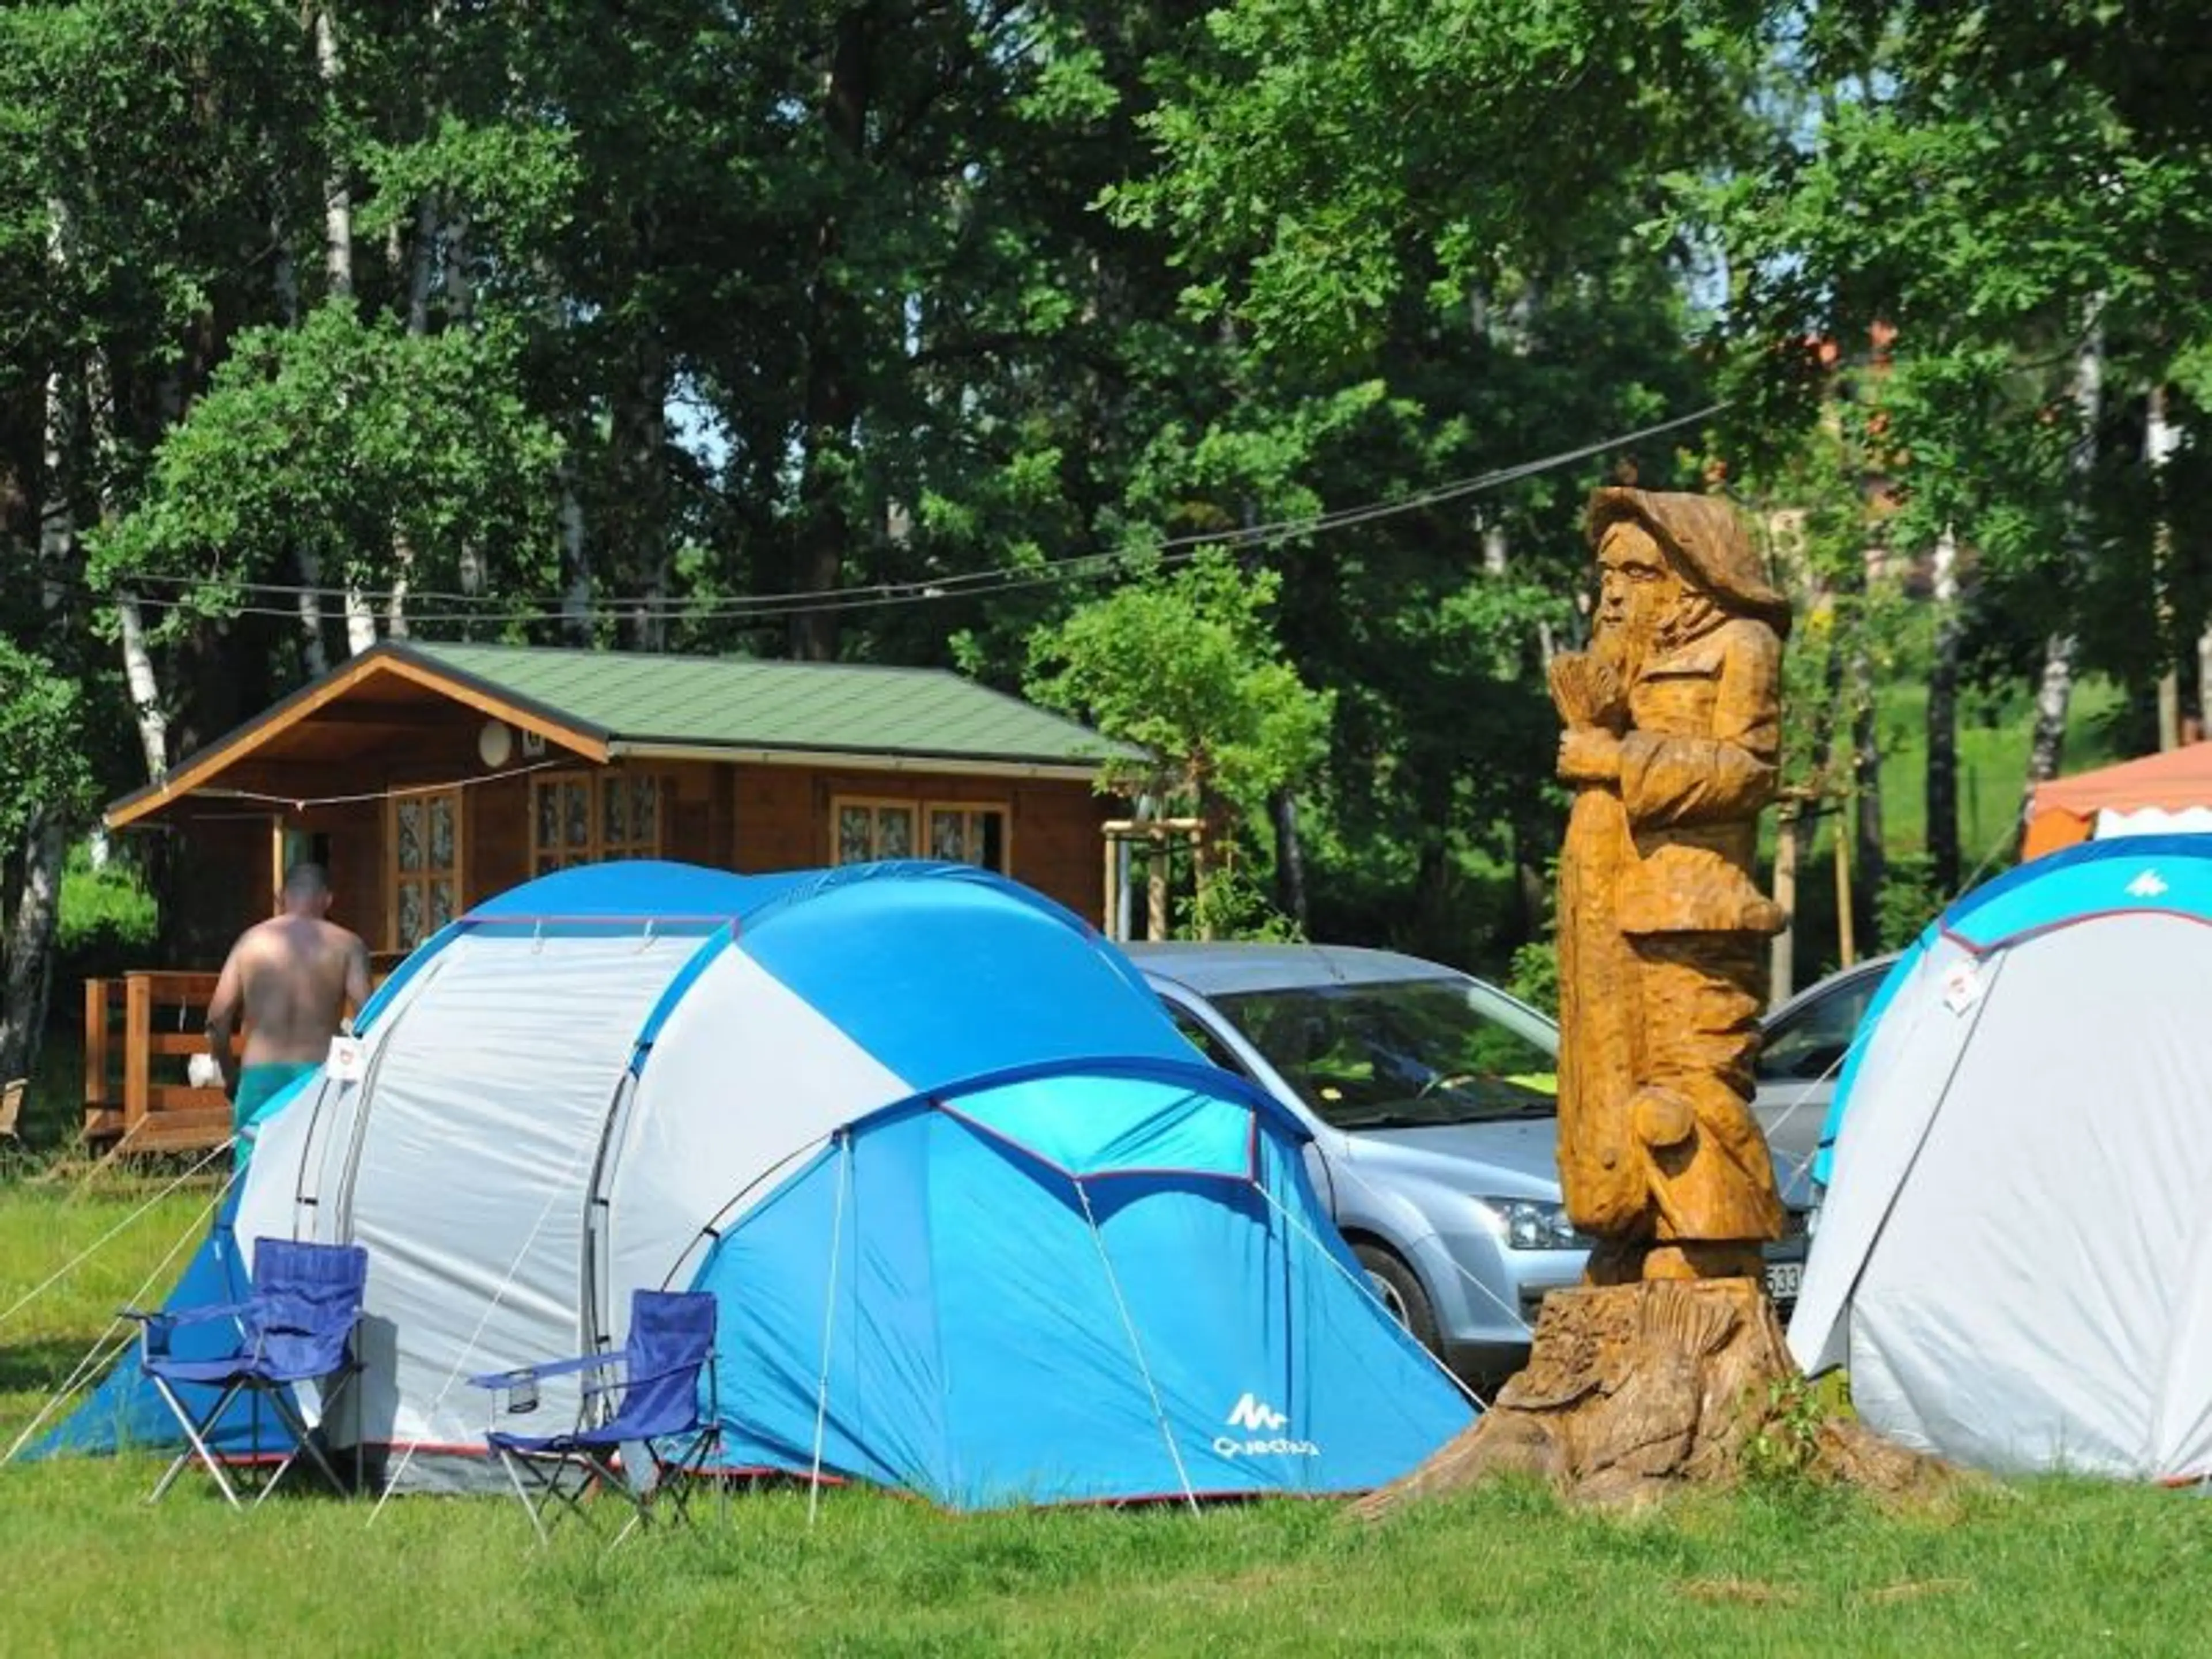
[1790,834,2212,1480]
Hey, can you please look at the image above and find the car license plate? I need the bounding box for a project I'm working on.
[1764,1260,1802,1302]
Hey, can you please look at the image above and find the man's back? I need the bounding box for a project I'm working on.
[230,914,368,1066]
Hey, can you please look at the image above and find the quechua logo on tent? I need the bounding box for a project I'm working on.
[1214,1393,1319,1459]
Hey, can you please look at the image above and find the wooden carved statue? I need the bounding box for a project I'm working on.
[1354,488,1957,1513]
[1548,487,1790,1285]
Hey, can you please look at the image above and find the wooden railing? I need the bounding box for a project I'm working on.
[84,969,396,1155]
[83,973,233,1153]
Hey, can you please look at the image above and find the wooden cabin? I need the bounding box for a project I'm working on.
[89,641,1139,1151]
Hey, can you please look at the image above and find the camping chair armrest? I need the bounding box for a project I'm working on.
[467,1351,619,1392]
[121,1300,255,1361]
[119,1300,252,1330]
[470,1349,630,1420]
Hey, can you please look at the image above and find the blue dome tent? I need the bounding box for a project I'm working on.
[1791,834,2212,1478]
[41,861,1469,1508]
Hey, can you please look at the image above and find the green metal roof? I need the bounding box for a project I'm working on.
[403,642,1142,770]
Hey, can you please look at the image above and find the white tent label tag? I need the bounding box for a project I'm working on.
[1942,961,1984,1014]
[327,1035,367,1082]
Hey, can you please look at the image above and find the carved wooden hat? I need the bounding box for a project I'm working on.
[1586,487,1792,639]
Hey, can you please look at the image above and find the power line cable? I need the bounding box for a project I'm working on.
[101,401,1726,628]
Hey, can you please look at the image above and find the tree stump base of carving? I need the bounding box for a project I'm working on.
[1350,1278,1959,1519]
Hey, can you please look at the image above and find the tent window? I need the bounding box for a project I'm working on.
[833,795,1007,873]
[388,788,464,953]
[531,771,667,876]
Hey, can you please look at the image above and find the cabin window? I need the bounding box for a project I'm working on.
[389,787,464,953]
[832,795,1007,873]
[531,771,667,876]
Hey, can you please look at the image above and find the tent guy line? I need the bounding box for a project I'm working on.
[805,1131,853,1528]
[0,1136,237,1338]
[3,1166,237,1465]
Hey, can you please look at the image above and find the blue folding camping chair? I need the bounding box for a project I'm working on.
[124,1236,369,1508]
[469,1289,721,1546]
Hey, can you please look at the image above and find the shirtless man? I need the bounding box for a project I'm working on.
[206,862,371,1136]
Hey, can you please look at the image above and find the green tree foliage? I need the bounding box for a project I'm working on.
[93,302,562,632]
[7,0,2206,1067]
[1024,551,1333,933]
[0,642,96,851]
[1697,2,2212,768]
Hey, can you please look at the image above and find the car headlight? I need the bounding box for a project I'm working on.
[1475,1196,1582,1251]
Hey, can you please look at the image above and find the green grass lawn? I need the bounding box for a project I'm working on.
[3,1183,2210,1656]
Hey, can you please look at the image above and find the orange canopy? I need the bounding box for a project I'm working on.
[2022,741,2212,859]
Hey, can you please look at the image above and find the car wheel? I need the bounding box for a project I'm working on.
[1352,1242,1442,1359]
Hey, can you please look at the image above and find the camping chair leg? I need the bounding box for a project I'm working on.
[496,1446,554,1547]
[609,1427,721,1549]
[147,1377,248,1510]
[592,1446,653,1552]
[253,1389,350,1506]
[497,1446,619,1547]
[650,1429,719,1528]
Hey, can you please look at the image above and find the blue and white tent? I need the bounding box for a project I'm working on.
[48,861,1468,1508]
[1790,834,2212,1479]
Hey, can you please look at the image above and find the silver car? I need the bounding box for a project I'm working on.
[1129,941,1807,1387]
[1752,953,1900,1178]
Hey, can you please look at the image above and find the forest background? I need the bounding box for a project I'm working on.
[5,1,2210,1105]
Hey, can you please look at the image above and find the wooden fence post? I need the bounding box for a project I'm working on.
[123,974,152,1138]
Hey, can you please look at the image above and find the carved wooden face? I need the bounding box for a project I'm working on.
[1594,519,1687,675]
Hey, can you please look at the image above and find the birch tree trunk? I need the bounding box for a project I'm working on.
[1269,789,1308,929]
[443,207,472,317]
[316,3,375,647]
[86,349,171,781]
[384,195,441,640]
[344,591,378,653]
[267,200,329,673]
[39,204,75,611]
[789,12,870,661]
[618,332,671,652]
[407,194,438,336]
[559,459,594,643]
[294,550,331,676]
[12,203,79,1088]
[1925,522,1961,893]
[2200,620,2212,738]
[0,810,67,1091]
[315,5,353,300]
[1850,643,1883,947]
[116,594,169,780]
[2149,385,2181,751]
[2025,312,2104,793]
[1769,798,1804,1006]
[37,357,74,609]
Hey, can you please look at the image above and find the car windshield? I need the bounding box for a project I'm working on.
[1211,978,1558,1131]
